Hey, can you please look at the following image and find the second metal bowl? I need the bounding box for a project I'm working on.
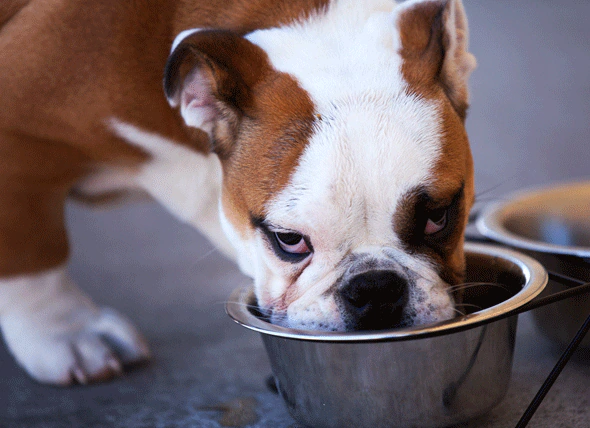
[477,180,590,349]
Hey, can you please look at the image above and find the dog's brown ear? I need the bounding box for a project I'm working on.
[397,0,476,120]
[164,30,270,157]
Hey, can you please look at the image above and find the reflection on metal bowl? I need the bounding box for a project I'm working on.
[477,180,590,349]
[226,243,547,428]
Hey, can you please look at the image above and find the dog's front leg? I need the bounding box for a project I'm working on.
[0,141,150,385]
[0,267,150,385]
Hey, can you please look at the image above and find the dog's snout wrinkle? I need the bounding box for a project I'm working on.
[342,252,402,277]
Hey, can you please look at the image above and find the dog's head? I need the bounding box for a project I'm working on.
[165,0,476,331]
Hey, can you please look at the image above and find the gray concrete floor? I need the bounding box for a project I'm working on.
[1,0,589,427]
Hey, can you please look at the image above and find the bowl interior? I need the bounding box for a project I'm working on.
[478,181,590,256]
[458,251,525,314]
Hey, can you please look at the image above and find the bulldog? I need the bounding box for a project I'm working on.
[0,0,476,385]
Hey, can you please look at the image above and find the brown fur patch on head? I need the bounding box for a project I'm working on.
[222,71,317,234]
[392,89,473,294]
[164,29,317,235]
[393,0,475,289]
[431,98,474,284]
[397,0,476,121]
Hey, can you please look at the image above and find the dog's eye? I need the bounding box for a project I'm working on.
[424,208,447,235]
[275,232,311,255]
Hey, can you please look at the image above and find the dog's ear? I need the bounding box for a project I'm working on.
[397,0,476,120]
[164,30,269,157]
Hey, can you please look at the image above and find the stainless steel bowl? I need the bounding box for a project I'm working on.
[227,243,547,428]
[477,181,590,349]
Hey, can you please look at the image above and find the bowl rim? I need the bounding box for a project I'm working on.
[476,180,590,258]
[225,243,548,342]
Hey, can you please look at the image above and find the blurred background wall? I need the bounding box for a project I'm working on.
[467,0,589,198]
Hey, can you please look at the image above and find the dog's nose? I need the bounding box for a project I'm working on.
[339,270,408,330]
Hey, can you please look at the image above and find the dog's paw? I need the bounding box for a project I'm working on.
[0,268,150,385]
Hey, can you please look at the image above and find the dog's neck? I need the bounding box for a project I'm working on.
[171,0,333,39]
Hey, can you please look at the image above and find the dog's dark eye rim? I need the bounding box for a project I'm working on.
[275,231,303,246]
[250,216,313,263]
[419,186,464,241]
[427,207,447,224]
[422,204,454,239]
[424,207,449,235]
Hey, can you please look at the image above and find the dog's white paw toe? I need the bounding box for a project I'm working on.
[3,307,150,385]
[69,333,124,384]
[90,307,151,365]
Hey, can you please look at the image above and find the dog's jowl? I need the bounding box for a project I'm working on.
[0,0,475,384]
